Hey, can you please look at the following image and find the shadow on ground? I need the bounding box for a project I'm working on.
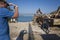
[41,34,60,40]
[16,23,35,40]
[28,23,35,40]
[16,30,27,40]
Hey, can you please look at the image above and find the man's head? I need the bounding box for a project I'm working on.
[0,0,9,8]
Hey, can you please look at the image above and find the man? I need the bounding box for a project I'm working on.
[0,0,19,40]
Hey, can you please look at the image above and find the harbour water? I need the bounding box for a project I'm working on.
[17,16,33,22]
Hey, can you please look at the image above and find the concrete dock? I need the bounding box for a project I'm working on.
[9,22,60,40]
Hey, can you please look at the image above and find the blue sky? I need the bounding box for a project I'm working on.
[7,0,60,15]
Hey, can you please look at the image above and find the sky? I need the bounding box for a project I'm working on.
[7,0,60,15]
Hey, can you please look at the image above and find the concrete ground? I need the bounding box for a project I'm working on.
[9,22,60,40]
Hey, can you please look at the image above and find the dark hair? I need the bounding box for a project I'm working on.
[0,0,13,11]
[0,0,9,5]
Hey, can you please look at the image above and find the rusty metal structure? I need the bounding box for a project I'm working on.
[33,6,60,26]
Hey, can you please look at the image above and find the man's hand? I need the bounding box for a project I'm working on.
[9,3,18,7]
[9,3,19,18]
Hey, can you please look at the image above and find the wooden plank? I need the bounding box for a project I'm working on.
[53,19,60,25]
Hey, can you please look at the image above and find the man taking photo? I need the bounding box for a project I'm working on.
[0,0,19,40]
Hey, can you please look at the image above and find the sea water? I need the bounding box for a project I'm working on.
[17,16,33,22]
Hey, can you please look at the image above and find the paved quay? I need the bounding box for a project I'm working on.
[9,22,60,40]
